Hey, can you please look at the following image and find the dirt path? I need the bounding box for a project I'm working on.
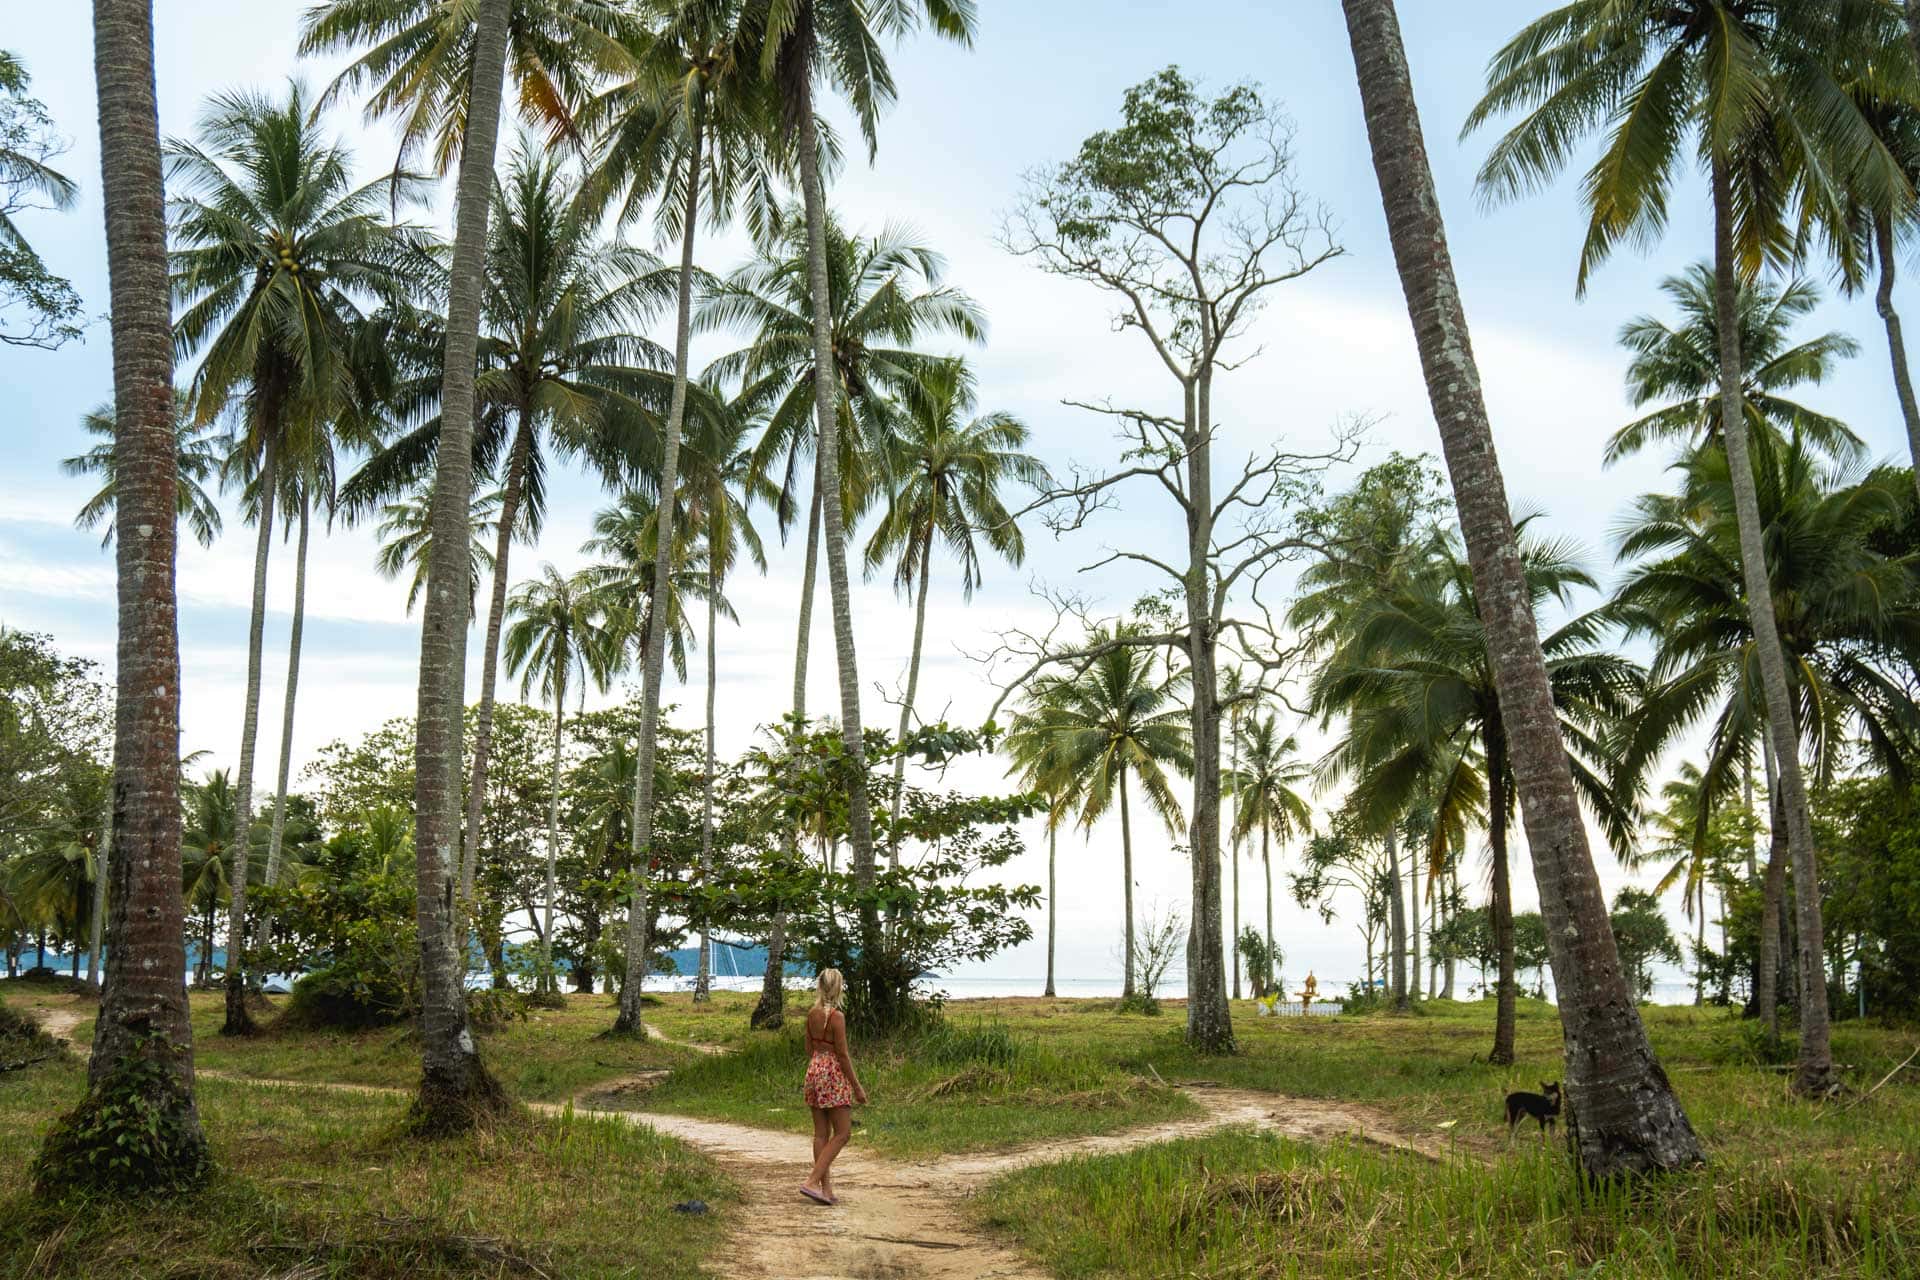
[203,1073,1435,1280]
[642,1084,1440,1280]
[643,1022,728,1055]
[37,1006,1436,1279]
[25,1001,86,1046]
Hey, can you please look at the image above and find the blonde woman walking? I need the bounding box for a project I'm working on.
[799,968,866,1204]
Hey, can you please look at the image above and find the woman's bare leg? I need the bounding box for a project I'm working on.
[811,1107,829,1171]
[804,1106,852,1197]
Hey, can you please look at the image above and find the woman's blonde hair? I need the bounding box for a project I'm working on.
[814,967,844,1011]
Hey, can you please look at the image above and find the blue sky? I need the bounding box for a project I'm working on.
[3,3,1907,995]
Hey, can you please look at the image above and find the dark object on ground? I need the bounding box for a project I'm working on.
[1504,1081,1562,1143]
[671,1200,708,1215]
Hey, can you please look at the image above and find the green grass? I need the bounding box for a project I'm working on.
[632,1011,1199,1158]
[0,978,705,1102]
[10,974,1918,1278]
[975,1124,1920,1279]
[0,1020,733,1279]
[969,998,1920,1278]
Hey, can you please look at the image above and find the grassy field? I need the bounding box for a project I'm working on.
[633,991,1199,1157]
[0,1051,731,1279]
[6,974,1917,1278]
[968,998,1920,1279]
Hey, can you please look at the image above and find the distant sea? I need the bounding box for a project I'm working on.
[16,943,1700,1007]
[664,971,1706,1006]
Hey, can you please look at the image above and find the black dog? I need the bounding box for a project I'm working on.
[1504,1081,1562,1145]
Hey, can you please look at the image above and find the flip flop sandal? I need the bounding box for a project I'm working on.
[799,1185,833,1206]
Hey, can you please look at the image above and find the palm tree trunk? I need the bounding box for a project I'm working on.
[794,92,884,1023]
[87,782,110,986]
[753,473,822,1031]
[406,0,512,1131]
[1044,821,1057,998]
[44,0,207,1189]
[1488,749,1516,1065]
[1231,830,1242,1000]
[695,549,718,1003]
[460,415,535,923]
[223,436,275,1038]
[1744,752,1758,881]
[1119,766,1138,1000]
[615,99,704,1035]
[1756,755,1787,1035]
[1441,858,1458,999]
[1410,843,1422,1001]
[1387,823,1408,1010]
[1341,0,1703,1175]
[1694,880,1706,1006]
[261,483,310,950]
[542,678,565,998]
[887,534,934,874]
[1709,154,1836,1097]
[203,897,215,986]
[1228,717,1241,1001]
[1872,214,1920,504]
[1262,819,1274,994]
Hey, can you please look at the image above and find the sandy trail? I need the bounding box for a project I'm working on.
[35,1006,1437,1279]
[630,1084,1440,1280]
[24,1001,86,1046]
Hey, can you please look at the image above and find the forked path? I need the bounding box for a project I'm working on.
[580,1082,1441,1280]
[32,1006,1438,1279]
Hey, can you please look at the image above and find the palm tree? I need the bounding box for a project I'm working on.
[1635,762,1726,1007]
[1608,266,1862,467]
[1604,263,1861,1027]
[36,0,208,1192]
[583,0,781,1035]
[580,492,704,686]
[1464,0,1911,1102]
[301,0,547,1129]
[1219,666,1253,1000]
[63,393,224,548]
[581,493,709,1026]
[1803,45,1920,502]
[374,484,502,619]
[704,212,985,678]
[752,0,979,1020]
[679,394,772,1000]
[181,769,239,987]
[1229,714,1311,1000]
[344,143,679,925]
[1609,436,1920,1030]
[1338,0,1704,1175]
[300,0,638,179]
[1003,691,1080,1000]
[165,80,430,1035]
[1007,627,1192,1002]
[702,210,982,1023]
[1310,529,1640,1063]
[1289,453,1452,1013]
[863,358,1043,870]
[504,565,618,997]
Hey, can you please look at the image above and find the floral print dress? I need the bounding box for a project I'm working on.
[802,1009,854,1109]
